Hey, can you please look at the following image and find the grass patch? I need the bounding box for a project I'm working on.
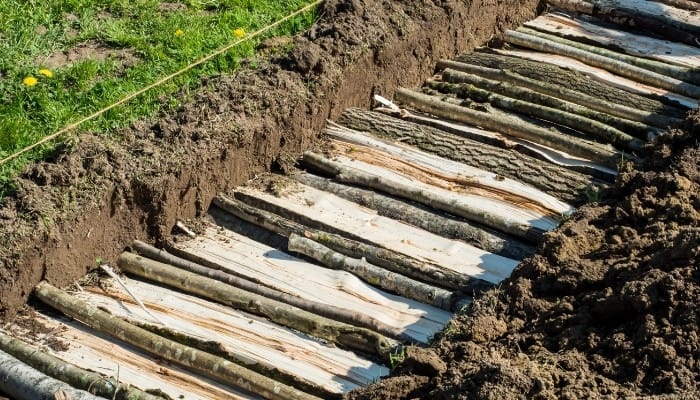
[0,0,318,200]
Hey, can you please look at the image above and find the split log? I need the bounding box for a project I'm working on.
[301,151,550,241]
[516,26,700,85]
[117,252,396,357]
[131,240,408,341]
[35,282,321,400]
[455,52,688,117]
[293,172,535,259]
[0,349,102,400]
[0,331,160,400]
[525,14,700,69]
[393,88,621,168]
[425,79,645,151]
[439,64,667,137]
[504,30,700,99]
[213,194,494,294]
[545,0,700,46]
[371,106,617,180]
[288,233,460,310]
[337,108,602,203]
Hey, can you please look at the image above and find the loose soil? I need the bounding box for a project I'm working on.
[348,118,700,398]
[40,40,139,70]
[0,0,540,319]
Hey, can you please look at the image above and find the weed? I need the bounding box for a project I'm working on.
[389,345,406,369]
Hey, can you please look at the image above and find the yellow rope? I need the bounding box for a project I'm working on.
[0,0,324,166]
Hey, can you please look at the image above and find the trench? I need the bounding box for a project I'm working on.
[1,0,700,399]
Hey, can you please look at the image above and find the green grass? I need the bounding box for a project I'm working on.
[0,0,317,199]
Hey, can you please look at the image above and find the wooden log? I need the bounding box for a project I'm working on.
[652,0,700,11]
[0,331,160,400]
[0,349,102,400]
[117,252,396,357]
[288,233,460,310]
[504,30,700,99]
[546,0,700,46]
[516,27,700,86]
[213,194,494,294]
[393,88,621,168]
[324,124,572,216]
[337,108,602,203]
[425,79,645,151]
[525,14,700,69]
[293,172,535,259]
[371,106,618,180]
[131,240,408,341]
[455,52,688,117]
[34,282,321,400]
[0,331,159,400]
[438,63,670,135]
[302,151,551,241]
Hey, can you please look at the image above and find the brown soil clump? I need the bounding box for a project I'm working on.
[348,115,700,399]
[0,0,539,320]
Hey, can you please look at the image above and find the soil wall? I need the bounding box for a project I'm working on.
[0,0,540,320]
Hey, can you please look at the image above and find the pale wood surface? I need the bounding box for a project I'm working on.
[6,314,254,400]
[526,14,700,69]
[76,278,390,394]
[236,184,520,283]
[176,223,452,343]
[325,124,573,215]
[493,48,698,109]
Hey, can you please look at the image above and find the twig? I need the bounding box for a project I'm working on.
[98,264,167,326]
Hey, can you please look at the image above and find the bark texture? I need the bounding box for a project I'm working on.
[288,233,459,310]
[0,331,160,400]
[394,88,621,168]
[438,67,662,139]
[426,79,644,151]
[293,171,535,259]
[117,252,396,356]
[132,240,407,341]
[34,282,321,400]
[0,349,102,400]
[214,195,494,294]
[455,52,688,117]
[504,29,700,98]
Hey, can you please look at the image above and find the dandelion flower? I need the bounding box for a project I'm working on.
[38,68,53,78]
[233,28,246,38]
[23,76,38,87]
[174,29,184,37]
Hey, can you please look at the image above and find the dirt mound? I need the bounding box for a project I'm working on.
[348,115,700,399]
[0,0,538,320]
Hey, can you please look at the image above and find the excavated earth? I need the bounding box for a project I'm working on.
[2,0,700,399]
[348,119,700,399]
[0,0,539,318]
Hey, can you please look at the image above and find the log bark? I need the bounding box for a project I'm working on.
[337,108,602,204]
[293,172,535,259]
[425,79,645,151]
[213,194,494,294]
[439,67,662,139]
[652,0,700,11]
[0,349,102,400]
[455,52,688,117]
[394,88,621,168]
[116,252,396,357]
[504,30,700,99]
[131,240,408,341]
[438,60,682,130]
[516,27,700,85]
[34,282,321,400]
[0,331,160,400]
[302,151,549,241]
[288,233,460,310]
[546,0,700,46]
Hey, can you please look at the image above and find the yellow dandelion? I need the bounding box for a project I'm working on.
[38,68,53,78]
[174,29,184,37]
[233,28,246,38]
[23,76,38,87]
